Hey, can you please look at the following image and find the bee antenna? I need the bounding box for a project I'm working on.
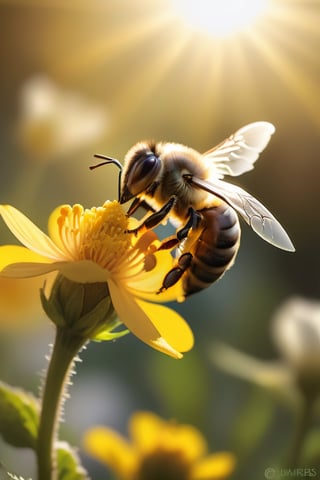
[90,154,123,201]
[90,154,123,171]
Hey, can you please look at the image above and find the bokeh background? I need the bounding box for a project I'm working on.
[0,0,319,478]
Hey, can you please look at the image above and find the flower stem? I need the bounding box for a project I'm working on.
[287,394,315,467]
[36,327,86,480]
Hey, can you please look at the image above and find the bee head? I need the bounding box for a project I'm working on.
[120,141,161,204]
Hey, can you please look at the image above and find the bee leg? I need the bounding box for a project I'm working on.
[127,196,176,234]
[157,253,193,293]
[177,207,202,240]
[158,207,202,250]
[157,209,203,292]
[127,198,155,216]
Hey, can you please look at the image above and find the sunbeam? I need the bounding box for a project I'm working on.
[55,9,177,78]
[171,0,270,38]
[2,0,318,139]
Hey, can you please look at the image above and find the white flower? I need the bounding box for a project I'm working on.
[17,75,108,161]
[272,296,320,376]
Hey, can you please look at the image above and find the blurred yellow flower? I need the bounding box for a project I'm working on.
[83,411,235,480]
[0,201,193,358]
[0,276,52,329]
[16,75,108,161]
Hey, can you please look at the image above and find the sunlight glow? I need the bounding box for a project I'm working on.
[24,0,318,131]
[172,0,269,37]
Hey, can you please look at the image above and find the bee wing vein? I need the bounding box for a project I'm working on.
[190,176,295,252]
[203,121,276,177]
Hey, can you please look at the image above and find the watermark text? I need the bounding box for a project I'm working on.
[264,467,319,479]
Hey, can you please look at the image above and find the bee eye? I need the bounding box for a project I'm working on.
[124,151,161,197]
[137,153,158,177]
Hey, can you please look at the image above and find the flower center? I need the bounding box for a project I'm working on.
[134,448,191,480]
[57,201,132,271]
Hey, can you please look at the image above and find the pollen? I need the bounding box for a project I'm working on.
[57,201,132,271]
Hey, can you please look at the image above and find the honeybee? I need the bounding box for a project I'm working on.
[94,122,295,298]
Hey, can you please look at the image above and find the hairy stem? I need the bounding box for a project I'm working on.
[36,327,86,480]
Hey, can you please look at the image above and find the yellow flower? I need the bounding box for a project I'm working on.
[0,276,52,329]
[83,411,235,480]
[0,201,193,358]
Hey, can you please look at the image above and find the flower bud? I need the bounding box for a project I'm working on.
[40,274,128,341]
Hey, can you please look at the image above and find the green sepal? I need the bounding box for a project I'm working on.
[56,441,89,480]
[93,316,129,341]
[40,275,123,340]
[94,326,129,341]
[0,381,39,449]
[76,294,113,338]
[40,279,65,327]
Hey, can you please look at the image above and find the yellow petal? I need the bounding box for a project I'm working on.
[83,427,136,478]
[0,255,111,283]
[47,205,65,251]
[129,412,206,461]
[0,245,52,271]
[0,205,65,260]
[131,281,185,304]
[108,279,183,359]
[129,412,165,452]
[192,452,236,479]
[127,251,173,292]
[1,262,60,278]
[56,259,110,283]
[165,424,207,463]
[127,250,185,303]
[136,299,194,353]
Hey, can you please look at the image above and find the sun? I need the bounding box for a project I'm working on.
[171,0,269,38]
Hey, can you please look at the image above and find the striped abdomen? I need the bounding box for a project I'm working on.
[183,202,240,296]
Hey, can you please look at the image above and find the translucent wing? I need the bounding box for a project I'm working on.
[190,176,295,252]
[204,122,276,178]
